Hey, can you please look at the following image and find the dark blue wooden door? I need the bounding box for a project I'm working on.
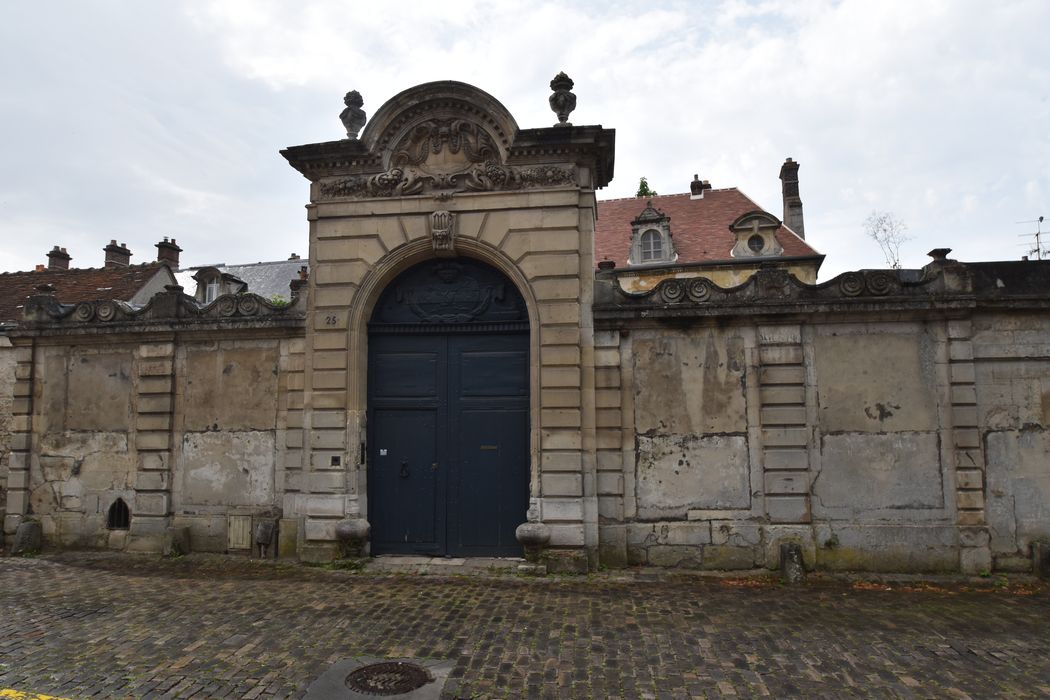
[368,258,529,557]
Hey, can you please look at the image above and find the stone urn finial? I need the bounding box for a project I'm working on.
[549,72,576,127]
[340,90,366,140]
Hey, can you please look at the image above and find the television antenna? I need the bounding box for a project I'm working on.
[1017,216,1045,260]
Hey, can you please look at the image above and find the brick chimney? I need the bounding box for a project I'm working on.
[47,246,71,270]
[689,174,712,199]
[779,158,805,239]
[104,240,132,268]
[155,237,182,267]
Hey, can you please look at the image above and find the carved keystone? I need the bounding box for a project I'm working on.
[335,518,370,559]
[780,542,806,584]
[430,210,456,256]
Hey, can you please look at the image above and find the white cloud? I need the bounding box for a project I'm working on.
[0,0,1047,276]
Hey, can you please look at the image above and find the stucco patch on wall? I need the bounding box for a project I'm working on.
[633,332,747,435]
[180,431,276,507]
[813,432,944,517]
[636,434,750,518]
[986,427,1050,554]
[183,348,279,431]
[814,331,938,433]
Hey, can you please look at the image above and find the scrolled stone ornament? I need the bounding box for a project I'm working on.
[660,280,686,303]
[687,278,712,303]
[95,301,117,322]
[236,295,260,316]
[214,296,237,317]
[865,271,894,296]
[548,72,576,126]
[73,302,95,322]
[839,272,865,297]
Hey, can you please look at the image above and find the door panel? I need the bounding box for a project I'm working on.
[451,407,528,554]
[447,335,529,556]
[369,408,442,554]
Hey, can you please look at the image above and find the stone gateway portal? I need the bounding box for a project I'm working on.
[367,258,529,556]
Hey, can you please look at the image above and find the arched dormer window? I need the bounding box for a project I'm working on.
[640,230,663,262]
[628,201,676,266]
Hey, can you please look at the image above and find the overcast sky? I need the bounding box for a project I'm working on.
[1,1,1047,280]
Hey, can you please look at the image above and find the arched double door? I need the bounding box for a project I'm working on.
[367,257,529,556]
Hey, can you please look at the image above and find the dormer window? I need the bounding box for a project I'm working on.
[640,230,664,262]
[205,279,220,303]
[730,211,785,258]
[628,201,676,266]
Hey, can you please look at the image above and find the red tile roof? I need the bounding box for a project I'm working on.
[595,189,820,268]
[0,263,171,323]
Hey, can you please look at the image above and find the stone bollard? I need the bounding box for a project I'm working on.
[11,520,43,556]
[254,520,276,559]
[780,542,807,584]
[164,526,191,557]
[1034,541,1050,580]
[515,520,551,565]
[335,518,370,559]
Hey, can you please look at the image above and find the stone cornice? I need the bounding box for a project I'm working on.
[10,284,306,337]
[593,260,1050,326]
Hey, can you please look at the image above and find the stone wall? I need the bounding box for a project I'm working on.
[594,260,1050,573]
[1,333,298,553]
[974,313,1050,571]
[0,336,14,534]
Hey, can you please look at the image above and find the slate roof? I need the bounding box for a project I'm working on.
[175,259,307,300]
[595,189,821,269]
[0,263,171,323]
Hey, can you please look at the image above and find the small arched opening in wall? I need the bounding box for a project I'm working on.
[106,497,131,530]
[348,240,540,557]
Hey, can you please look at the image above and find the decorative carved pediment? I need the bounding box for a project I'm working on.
[317,163,577,200]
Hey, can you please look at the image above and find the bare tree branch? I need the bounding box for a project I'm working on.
[865,210,912,269]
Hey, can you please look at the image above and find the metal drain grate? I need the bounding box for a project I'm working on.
[345,661,432,696]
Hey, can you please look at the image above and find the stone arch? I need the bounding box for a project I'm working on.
[346,239,543,518]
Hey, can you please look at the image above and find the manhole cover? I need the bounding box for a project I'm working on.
[345,661,432,696]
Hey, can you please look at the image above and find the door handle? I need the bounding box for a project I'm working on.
[399,460,409,478]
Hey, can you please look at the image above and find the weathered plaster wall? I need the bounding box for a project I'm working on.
[29,346,135,547]
[608,311,1045,574]
[0,337,15,530]
[614,261,819,294]
[171,339,289,552]
[1,331,296,554]
[973,313,1050,571]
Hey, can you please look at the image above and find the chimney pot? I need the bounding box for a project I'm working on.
[47,244,72,270]
[779,158,805,239]
[690,174,703,197]
[155,237,183,267]
[104,240,132,268]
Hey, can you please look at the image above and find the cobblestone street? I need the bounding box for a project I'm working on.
[1,553,1048,699]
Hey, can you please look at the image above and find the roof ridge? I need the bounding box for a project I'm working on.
[598,188,739,204]
[0,261,165,276]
